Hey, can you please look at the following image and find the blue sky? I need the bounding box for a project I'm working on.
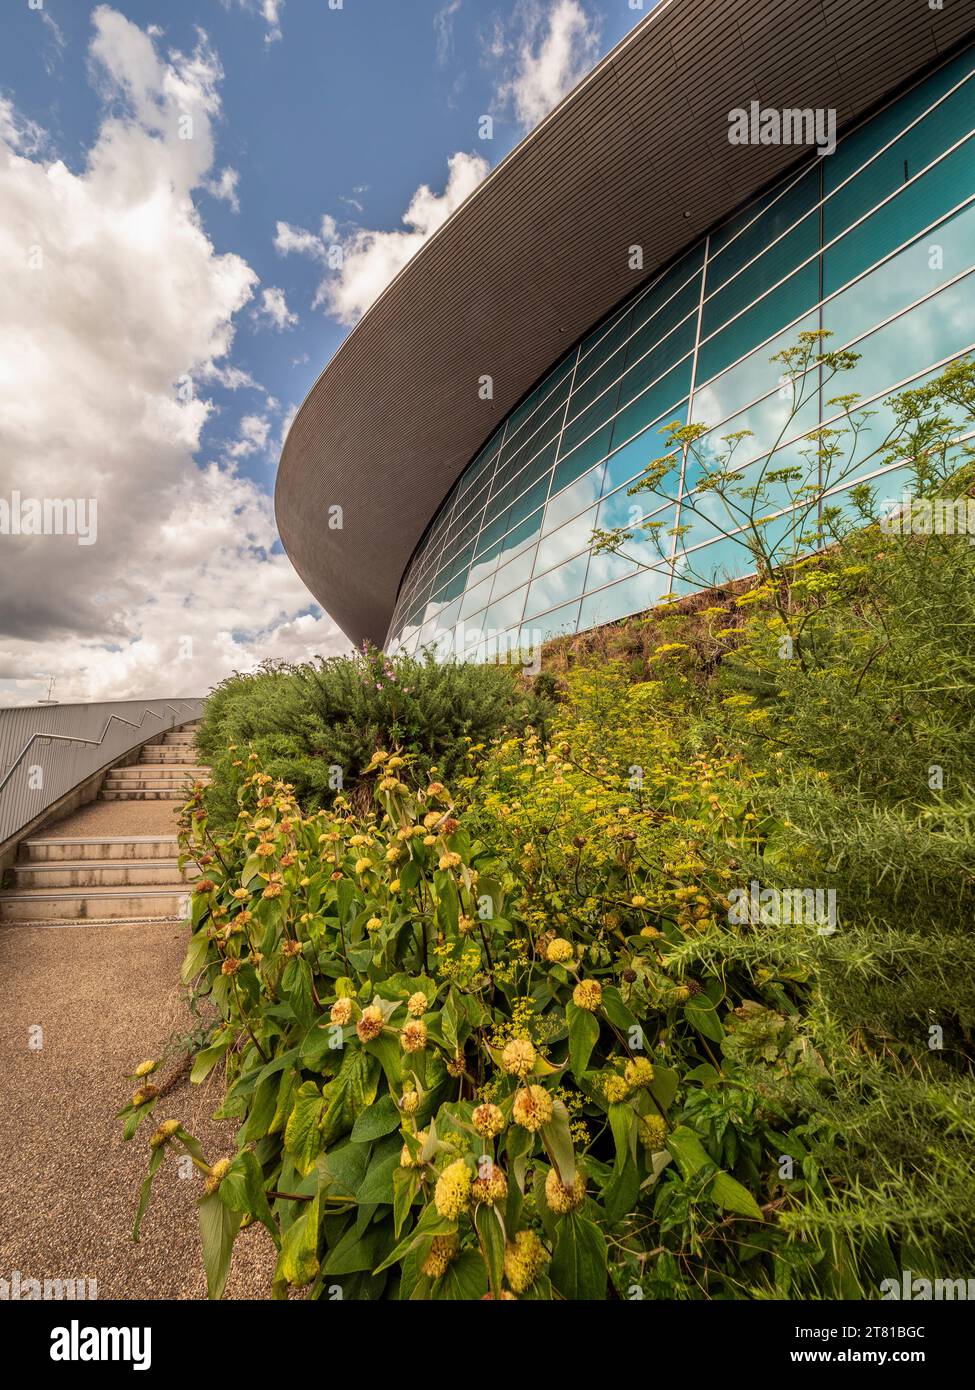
[0,1,653,703]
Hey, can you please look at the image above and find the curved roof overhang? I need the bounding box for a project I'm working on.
[276,0,973,647]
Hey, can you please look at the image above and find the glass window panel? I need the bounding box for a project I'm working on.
[624,275,701,369]
[484,585,528,632]
[466,544,500,592]
[560,392,619,461]
[702,211,819,339]
[552,423,613,492]
[604,401,688,495]
[825,46,975,196]
[696,262,819,387]
[586,508,675,586]
[525,553,586,619]
[507,475,551,529]
[611,358,692,448]
[542,466,606,534]
[618,315,696,413]
[824,199,975,349]
[532,507,598,576]
[824,135,975,296]
[499,508,544,562]
[519,600,581,648]
[491,546,535,600]
[568,342,629,418]
[686,385,820,488]
[706,166,819,295]
[825,268,975,408]
[579,567,671,630]
[460,574,494,620]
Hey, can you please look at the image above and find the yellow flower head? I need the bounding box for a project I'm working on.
[434,1159,472,1220]
[421,1234,458,1280]
[639,1114,668,1151]
[573,980,602,1012]
[356,1005,383,1043]
[624,1056,654,1090]
[472,1103,506,1139]
[472,1167,508,1206]
[401,1020,428,1054]
[544,1167,586,1215]
[407,991,428,1018]
[330,998,354,1027]
[438,851,461,871]
[546,937,574,964]
[204,1157,232,1195]
[149,1118,181,1149]
[603,1074,630,1104]
[501,1038,536,1078]
[134,1060,157,1078]
[504,1229,549,1294]
[512,1085,554,1133]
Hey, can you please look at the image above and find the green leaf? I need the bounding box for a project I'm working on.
[684,995,725,1043]
[356,1146,402,1206]
[710,1170,764,1220]
[131,1145,165,1242]
[540,1098,576,1187]
[648,1063,679,1113]
[320,1048,380,1148]
[566,1001,600,1076]
[351,1092,401,1142]
[198,1192,242,1300]
[284,1080,326,1174]
[276,1192,321,1287]
[475,1202,506,1299]
[430,1249,488,1301]
[180,929,211,984]
[551,1212,607,1300]
[190,1035,231,1085]
[665,1125,713,1180]
[392,1166,420,1238]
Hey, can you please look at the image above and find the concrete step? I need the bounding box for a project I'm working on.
[20,835,178,864]
[0,884,191,924]
[139,749,202,764]
[115,764,209,780]
[100,788,189,802]
[163,733,198,746]
[102,775,209,791]
[13,860,187,889]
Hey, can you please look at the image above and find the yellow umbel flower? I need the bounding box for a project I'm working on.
[504,1229,549,1294]
[501,1038,536,1078]
[546,937,574,964]
[512,1085,554,1132]
[544,1167,586,1215]
[573,979,602,1012]
[434,1159,472,1219]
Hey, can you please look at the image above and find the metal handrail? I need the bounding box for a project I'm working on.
[0,697,205,849]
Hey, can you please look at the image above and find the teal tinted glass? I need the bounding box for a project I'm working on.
[388,40,975,659]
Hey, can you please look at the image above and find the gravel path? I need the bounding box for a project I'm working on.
[0,918,276,1300]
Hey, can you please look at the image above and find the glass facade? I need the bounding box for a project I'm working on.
[387,42,975,659]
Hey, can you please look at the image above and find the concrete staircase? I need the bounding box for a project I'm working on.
[0,722,207,926]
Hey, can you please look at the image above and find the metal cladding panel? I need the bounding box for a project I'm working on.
[275,0,973,647]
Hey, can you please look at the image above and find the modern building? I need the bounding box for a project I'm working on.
[276,0,975,660]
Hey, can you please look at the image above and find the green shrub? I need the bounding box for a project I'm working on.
[196,645,550,827]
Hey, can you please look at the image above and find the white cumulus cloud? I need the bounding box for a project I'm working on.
[276,151,488,326]
[496,0,601,132]
[0,7,347,705]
